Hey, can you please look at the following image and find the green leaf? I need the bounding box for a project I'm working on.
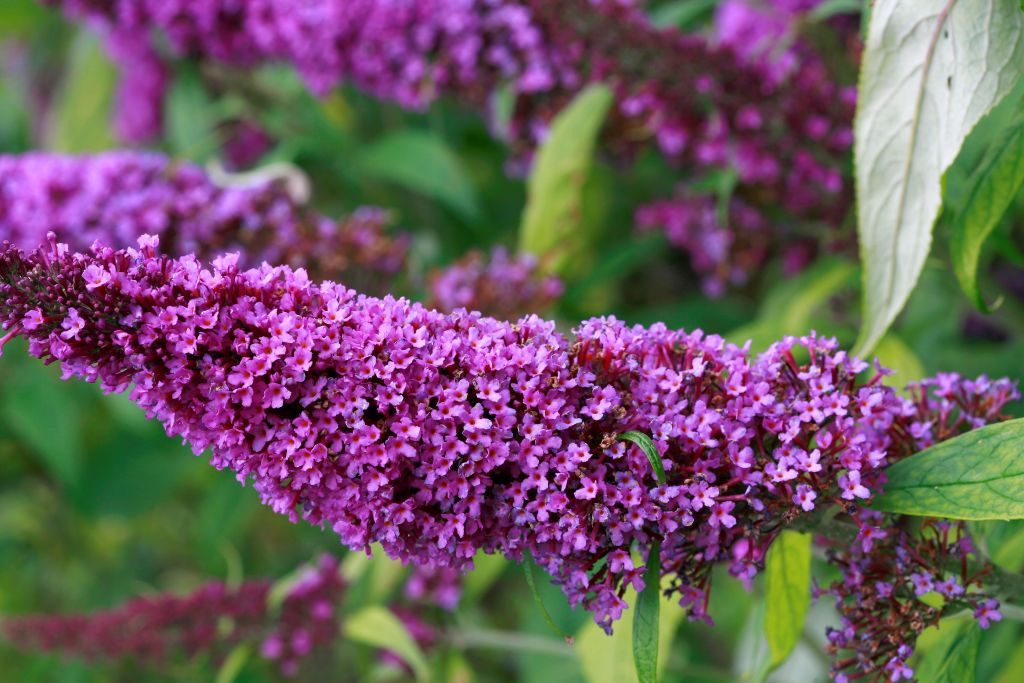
[522,550,572,641]
[166,64,222,161]
[872,418,1024,520]
[648,0,718,29]
[344,605,431,683]
[915,619,980,683]
[618,432,666,485]
[763,531,812,669]
[853,0,1024,356]
[359,129,480,221]
[0,349,83,487]
[995,638,1024,683]
[214,644,251,683]
[728,258,857,352]
[576,580,684,683]
[808,0,863,21]
[632,541,661,683]
[463,551,509,602]
[47,30,118,152]
[873,333,926,387]
[519,84,613,275]
[0,0,50,37]
[949,111,1024,311]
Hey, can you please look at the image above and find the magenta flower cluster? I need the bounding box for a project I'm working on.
[1,555,343,677]
[825,515,1002,683]
[3,236,1015,642]
[43,0,854,290]
[0,151,409,292]
[428,247,563,318]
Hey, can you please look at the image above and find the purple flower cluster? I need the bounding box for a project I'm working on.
[428,247,563,318]
[3,237,1016,638]
[1,556,343,677]
[1,579,270,664]
[824,516,1001,683]
[44,1,853,230]
[0,151,409,293]
[818,372,1020,682]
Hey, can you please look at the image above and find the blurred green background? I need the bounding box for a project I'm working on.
[1,1,1023,681]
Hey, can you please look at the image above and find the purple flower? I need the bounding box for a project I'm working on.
[838,470,869,500]
[974,599,1003,629]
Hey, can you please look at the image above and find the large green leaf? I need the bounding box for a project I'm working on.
[344,606,430,683]
[763,531,812,669]
[632,542,661,683]
[47,30,118,152]
[519,84,613,275]
[872,418,1024,520]
[949,111,1024,311]
[166,64,222,161]
[915,619,980,683]
[0,350,83,487]
[359,129,480,221]
[0,0,49,37]
[854,0,1024,356]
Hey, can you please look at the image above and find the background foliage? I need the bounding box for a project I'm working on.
[1,0,1023,681]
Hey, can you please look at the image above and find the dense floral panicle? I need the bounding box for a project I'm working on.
[1,580,271,664]
[427,247,563,318]
[1,238,1016,632]
[44,0,856,292]
[0,151,409,292]
[824,516,1000,683]
[1,556,343,677]
[44,1,851,216]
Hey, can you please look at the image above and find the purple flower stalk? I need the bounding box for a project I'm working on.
[3,237,1017,637]
[1,555,343,677]
[825,516,1004,683]
[0,151,410,293]
[428,247,563,318]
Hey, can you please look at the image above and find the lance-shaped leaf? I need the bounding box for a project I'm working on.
[763,531,812,669]
[618,431,666,485]
[872,418,1024,520]
[854,0,1024,356]
[344,606,430,683]
[632,541,661,683]
[950,111,1024,311]
[519,84,613,275]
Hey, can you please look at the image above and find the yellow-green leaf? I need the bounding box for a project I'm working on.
[344,605,430,683]
[576,581,684,683]
[764,531,812,668]
[47,30,118,153]
[519,84,613,275]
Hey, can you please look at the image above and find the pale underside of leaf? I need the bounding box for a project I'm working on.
[854,0,1024,355]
